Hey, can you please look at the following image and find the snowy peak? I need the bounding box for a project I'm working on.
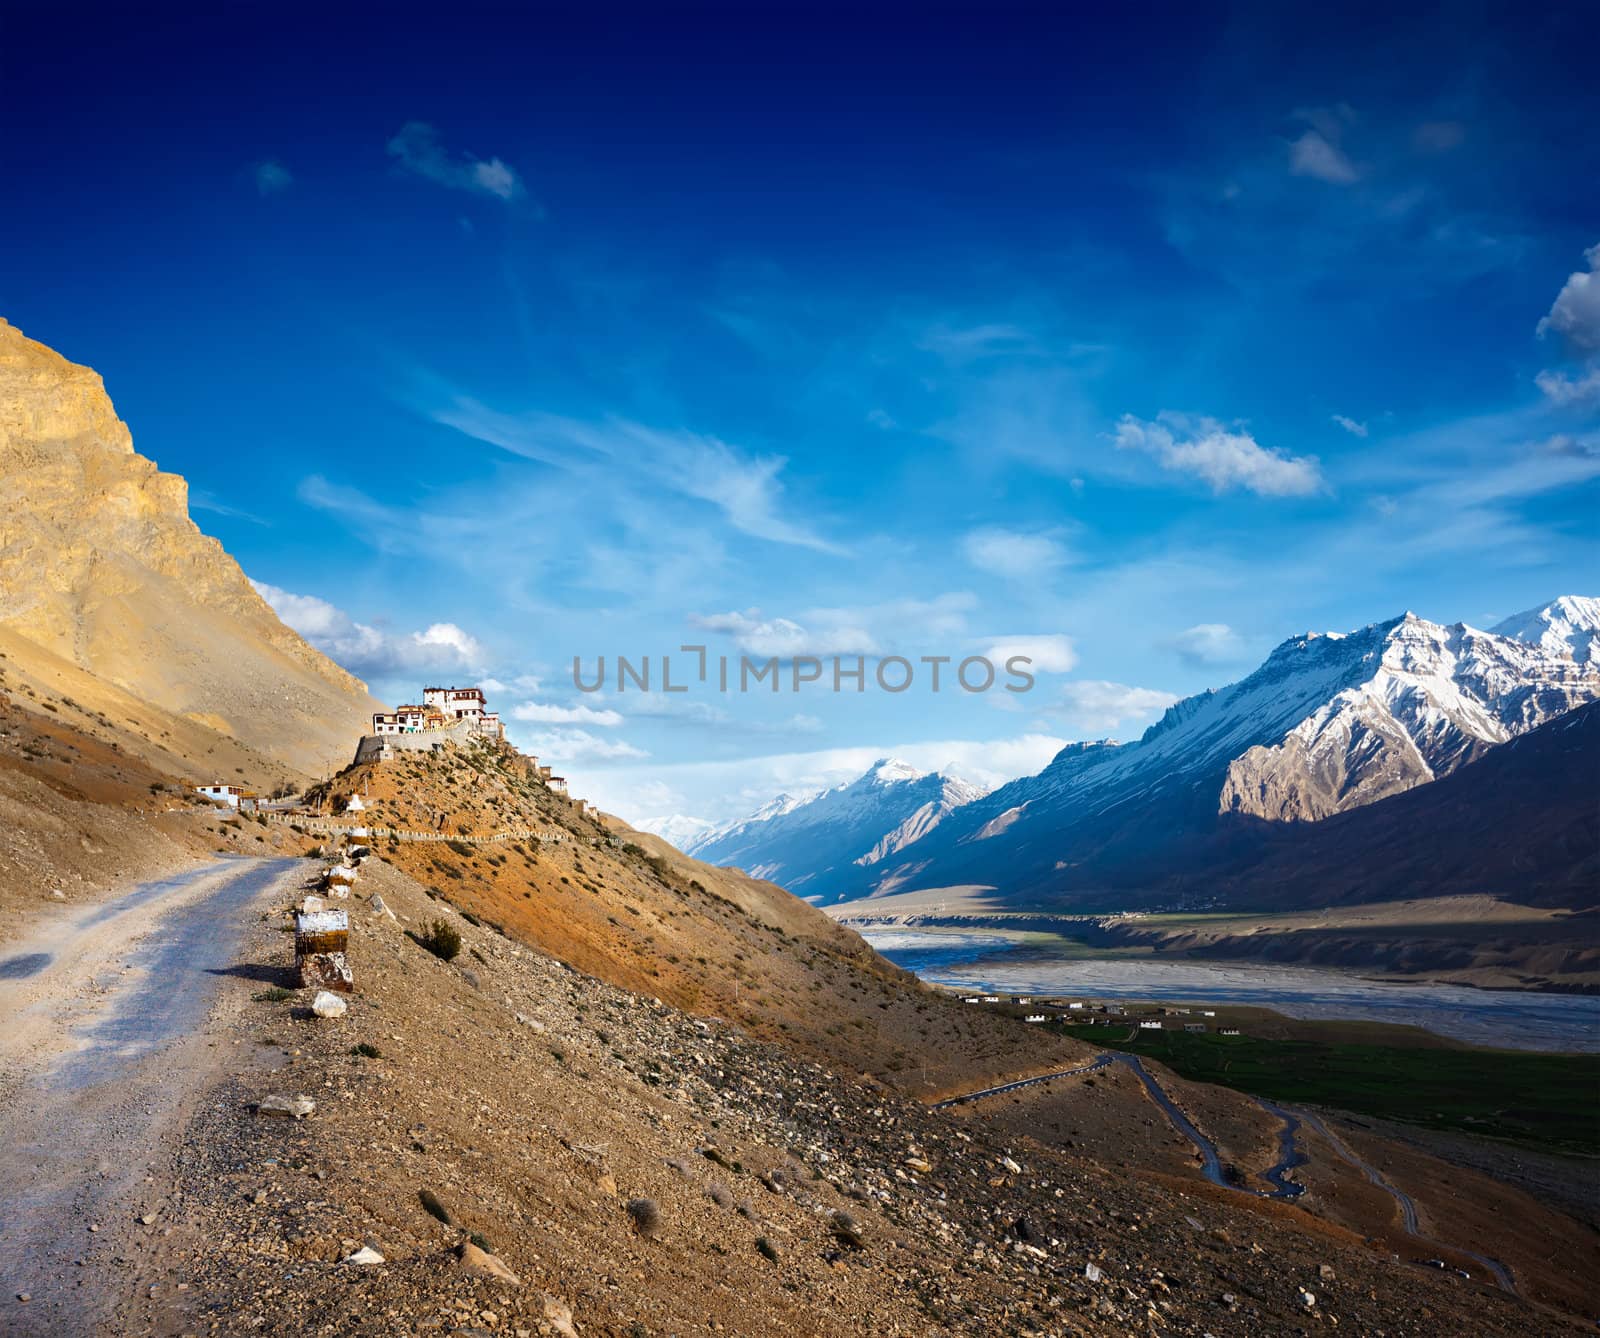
[685,760,991,902]
[1491,595,1600,664]
[845,598,1600,906]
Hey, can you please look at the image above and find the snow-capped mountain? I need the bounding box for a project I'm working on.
[634,813,721,852]
[1491,595,1600,663]
[686,758,989,903]
[844,599,1600,908]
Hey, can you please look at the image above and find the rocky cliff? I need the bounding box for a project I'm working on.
[0,317,383,778]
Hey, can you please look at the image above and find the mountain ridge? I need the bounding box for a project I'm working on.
[845,601,1600,909]
[682,757,990,902]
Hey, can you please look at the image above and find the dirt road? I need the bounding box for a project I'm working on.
[0,857,301,1335]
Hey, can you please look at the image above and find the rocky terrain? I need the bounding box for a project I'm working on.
[101,854,1572,1336]
[0,318,383,783]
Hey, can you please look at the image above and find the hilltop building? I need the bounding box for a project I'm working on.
[372,685,503,740]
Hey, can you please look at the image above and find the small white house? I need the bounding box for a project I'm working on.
[196,784,253,810]
[1023,1014,1047,1024]
[1201,1010,1216,1017]
[1139,1019,1163,1030]
[982,995,1000,1004]
[1067,1001,1085,1010]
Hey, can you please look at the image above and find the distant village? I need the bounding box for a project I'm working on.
[959,993,1244,1036]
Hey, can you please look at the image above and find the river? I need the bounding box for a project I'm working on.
[865,930,1600,1053]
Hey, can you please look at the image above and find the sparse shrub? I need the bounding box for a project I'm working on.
[707,1183,733,1209]
[252,987,294,1003]
[756,1236,780,1262]
[351,1042,381,1059]
[625,1197,662,1239]
[419,918,461,962]
[469,1230,494,1254]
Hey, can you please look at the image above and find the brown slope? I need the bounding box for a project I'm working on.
[0,317,384,779]
[308,736,1094,1096]
[1184,700,1600,912]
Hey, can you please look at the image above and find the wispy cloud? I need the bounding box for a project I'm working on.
[1171,622,1244,666]
[690,594,974,663]
[1114,413,1324,497]
[254,160,292,196]
[515,727,648,764]
[251,581,485,678]
[1055,680,1177,733]
[432,399,844,554]
[509,701,625,727]
[1288,129,1359,185]
[961,526,1073,579]
[387,122,525,202]
[1286,105,1359,184]
[1331,414,1369,438]
[980,634,1077,674]
[1536,367,1600,407]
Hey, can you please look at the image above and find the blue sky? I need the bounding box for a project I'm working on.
[3,4,1596,827]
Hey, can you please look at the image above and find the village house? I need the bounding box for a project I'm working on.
[194,783,257,810]
[1139,1019,1163,1030]
[1184,1022,1207,1033]
[1023,1014,1047,1024]
[1220,1026,1242,1036]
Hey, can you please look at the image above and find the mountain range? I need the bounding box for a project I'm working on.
[683,601,1600,912]
[673,758,989,900]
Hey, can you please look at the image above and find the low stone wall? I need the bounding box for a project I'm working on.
[352,718,488,765]
[265,813,573,845]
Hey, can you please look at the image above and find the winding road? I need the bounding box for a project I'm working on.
[935,1048,1518,1295]
[0,857,301,1334]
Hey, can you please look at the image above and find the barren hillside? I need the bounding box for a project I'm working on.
[0,317,384,782]
[307,738,1091,1096]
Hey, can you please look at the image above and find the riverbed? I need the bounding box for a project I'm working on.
[864,930,1600,1053]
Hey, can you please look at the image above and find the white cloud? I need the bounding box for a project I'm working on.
[690,611,878,659]
[1288,129,1359,185]
[387,122,524,201]
[510,701,625,727]
[1537,242,1600,354]
[918,322,1037,363]
[254,160,292,195]
[980,634,1077,674]
[516,728,649,764]
[1535,366,1600,407]
[433,400,842,554]
[1331,414,1369,438]
[961,526,1072,579]
[1171,622,1243,666]
[690,594,974,661]
[251,580,484,677]
[1056,681,1178,733]
[1115,413,1324,497]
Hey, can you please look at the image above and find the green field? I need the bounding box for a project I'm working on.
[1057,1023,1600,1156]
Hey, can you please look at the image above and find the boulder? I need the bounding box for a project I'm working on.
[344,1246,384,1265]
[256,1093,315,1119]
[310,990,348,1019]
[457,1241,521,1286]
[368,894,396,920]
[301,895,325,913]
[541,1295,577,1337]
[298,951,354,992]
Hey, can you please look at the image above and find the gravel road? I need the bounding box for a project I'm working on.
[0,857,301,1334]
